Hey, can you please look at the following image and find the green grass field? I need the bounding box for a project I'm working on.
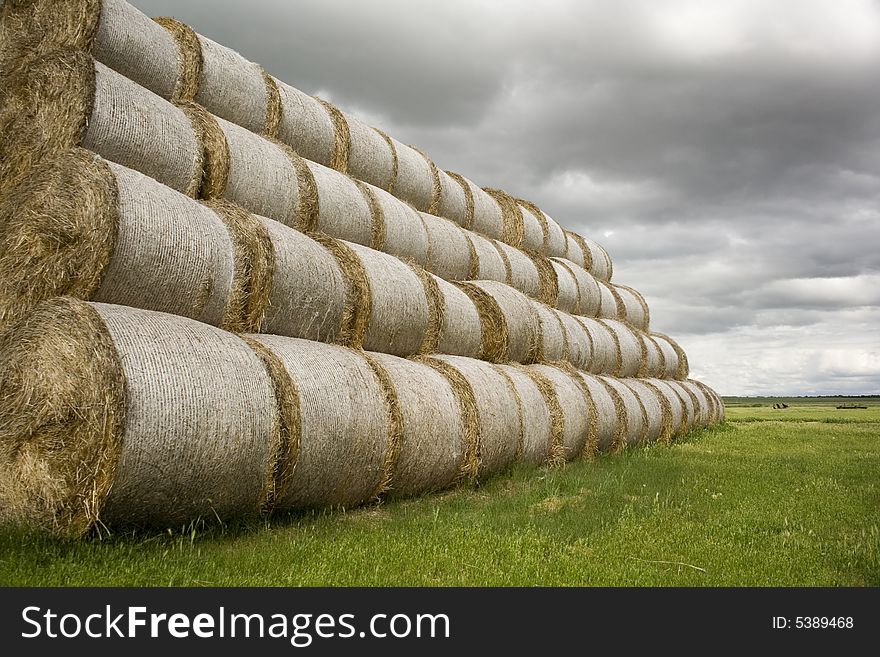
[1,398,878,586]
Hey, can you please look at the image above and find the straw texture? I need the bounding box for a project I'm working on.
[432,356,520,479]
[346,114,396,192]
[468,281,542,364]
[497,365,557,466]
[530,365,592,460]
[423,214,473,281]
[614,283,651,331]
[370,354,464,498]
[433,277,483,358]
[250,336,390,508]
[620,379,666,443]
[598,375,648,446]
[578,374,621,452]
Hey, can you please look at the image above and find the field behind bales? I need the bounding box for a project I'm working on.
[1,398,877,587]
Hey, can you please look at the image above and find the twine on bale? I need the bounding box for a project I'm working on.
[516,198,551,253]
[202,199,275,333]
[491,365,526,461]
[526,251,560,306]
[273,139,321,233]
[446,171,476,229]
[372,127,398,194]
[411,145,442,216]
[643,333,668,379]
[0,148,118,332]
[153,16,203,102]
[179,101,228,199]
[453,282,509,363]
[661,381,691,438]
[552,361,599,459]
[310,234,370,349]
[512,365,566,466]
[550,258,583,315]
[640,380,675,444]
[405,261,444,355]
[0,297,126,538]
[595,377,628,453]
[0,49,95,195]
[354,179,386,251]
[670,380,701,430]
[484,188,525,249]
[417,357,481,484]
[358,352,405,500]
[691,379,719,424]
[240,336,301,513]
[653,332,690,380]
[317,97,351,174]
[464,232,481,280]
[491,239,514,285]
[261,68,282,138]
[597,319,625,376]
[567,231,594,273]
[551,309,572,363]
[616,283,651,331]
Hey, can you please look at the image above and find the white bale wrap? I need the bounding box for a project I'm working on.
[432,356,521,478]
[597,376,648,446]
[466,232,509,283]
[556,259,602,316]
[495,365,554,465]
[346,114,396,192]
[557,311,593,370]
[495,241,541,300]
[549,259,581,314]
[434,278,483,358]
[534,304,568,363]
[392,139,436,212]
[600,319,647,377]
[614,284,650,331]
[620,379,666,444]
[468,280,541,364]
[250,336,391,509]
[370,354,464,498]
[423,214,473,281]
[371,186,430,265]
[275,79,336,166]
[530,364,593,460]
[578,374,621,452]
[577,317,618,374]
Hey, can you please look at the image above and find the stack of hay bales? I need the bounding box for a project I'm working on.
[0,0,724,538]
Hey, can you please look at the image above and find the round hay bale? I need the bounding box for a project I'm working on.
[422,214,473,281]
[190,33,270,135]
[494,241,542,300]
[433,277,483,358]
[641,333,667,379]
[483,188,525,249]
[556,310,593,370]
[315,97,350,173]
[0,148,248,333]
[544,217,568,259]
[614,283,650,331]
[343,242,430,358]
[0,0,182,99]
[644,378,687,440]
[514,200,546,253]
[596,375,648,446]
[452,282,508,363]
[690,379,721,425]
[665,380,699,432]
[564,231,590,272]
[578,373,622,452]
[530,364,593,460]
[250,336,394,509]
[436,169,471,227]
[368,186,430,266]
[555,259,602,316]
[651,332,690,379]
[496,365,557,466]
[600,319,647,377]
[431,356,520,479]
[681,380,712,428]
[649,332,680,379]
[345,114,395,191]
[582,235,613,282]
[465,231,509,283]
[462,179,505,239]
[369,354,464,498]
[0,50,201,197]
[274,78,336,167]
[467,281,541,364]
[620,379,668,444]
[576,317,618,374]
[597,279,625,320]
[526,251,560,307]
[0,298,281,536]
[533,303,568,363]
[549,259,580,314]
[258,217,347,344]
[391,139,435,212]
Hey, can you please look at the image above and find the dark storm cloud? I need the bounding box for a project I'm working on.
[130,0,880,394]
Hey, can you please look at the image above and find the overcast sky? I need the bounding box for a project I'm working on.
[133,0,880,396]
